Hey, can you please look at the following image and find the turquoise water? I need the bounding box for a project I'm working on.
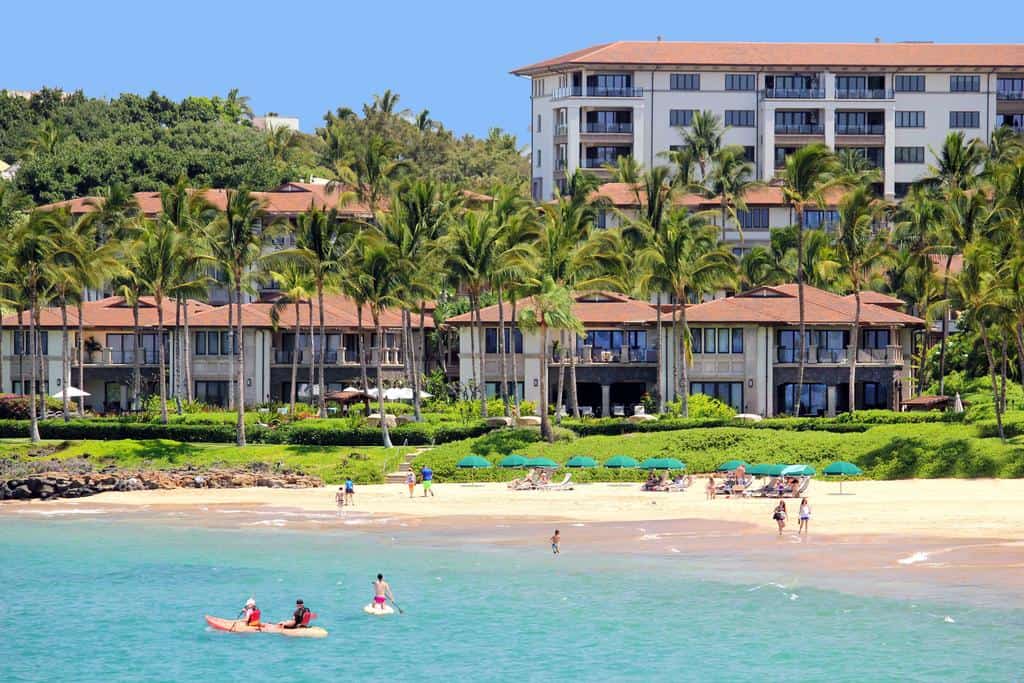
[1,516,1021,682]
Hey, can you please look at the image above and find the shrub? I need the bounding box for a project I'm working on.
[666,393,737,419]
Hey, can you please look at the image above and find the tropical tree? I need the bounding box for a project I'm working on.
[833,186,892,413]
[208,190,267,446]
[681,110,724,180]
[47,209,86,421]
[268,262,316,417]
[706,145,758,240]
[779,143,844,415]
[928,131,987,191]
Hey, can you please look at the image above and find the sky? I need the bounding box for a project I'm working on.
[6,0,1023,144]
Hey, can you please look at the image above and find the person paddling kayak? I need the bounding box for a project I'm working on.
[372,574,394,612]
[241,598,261,627]
[279,599,312,629]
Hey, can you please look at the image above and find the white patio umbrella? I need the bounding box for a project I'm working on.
[366,387,433,401]
[953,392,964,413]
[51,386,90,399]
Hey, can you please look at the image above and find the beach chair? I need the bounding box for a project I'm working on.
[580,406,594,418]
[633,404,646,416]
[539,473,573,491]
[612,404,626,417]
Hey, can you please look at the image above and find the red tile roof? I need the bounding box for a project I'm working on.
[684,285,924,326]
[929,253,964,275]
[591,182,844,209]
[513,41,1024,75]
[843,291,906,309]
[0,296,212,329]
[448,292,660,326]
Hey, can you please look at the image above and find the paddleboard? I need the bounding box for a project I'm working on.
[205,615,329,638]
[363,603,395,616]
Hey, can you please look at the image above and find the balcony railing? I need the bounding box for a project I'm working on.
[776,345,903,365]
[553,86,644,99]
[583,121,633,134]
[816,348,848,364]
[553,347,657,364]
[554,159,567,171]
[764,88,825,99]
[997,90,1024,101]
[835,88,894,100]
[554,123,568,136]
[582,158,618,169]
[836,124,885,135]
[775,123,824,135]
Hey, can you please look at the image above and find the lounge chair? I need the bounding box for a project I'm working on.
[612,404,626,417]
[580,406,594,418]
[539,473,573,491]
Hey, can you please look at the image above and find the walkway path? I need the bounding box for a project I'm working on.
[384,446,431,484]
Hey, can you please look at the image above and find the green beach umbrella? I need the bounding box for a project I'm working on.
[747,463,787,477]
[781,464,815,477]
[823,461,863,494]
[639,457,686,470]
[456,455,492,469]
[526,456,558,468]
[499,454,528,468]
[565,455,597,468]
[717,459,750,472]
[604,455,638,469]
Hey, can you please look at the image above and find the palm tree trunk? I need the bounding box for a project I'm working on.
[539,323,551,442]
[357,305,370,413]
[679,300,690,418]
[475,301,488,418]
[132,297,141,412]
[36,306,45,420]
[509,298,521,413]
[156,298,168,425]
[979,324,1005,442]
[27,295,40,443]
[555,331,566,423]
[848,292,861,415]
[1000,337,1008,414]
[568,331,580,419]
[174,297,182,414]
[17,311,24,402]
[235,280,246,447]
[795,207,807,417]
[290,300,299,415]
[655,292,665,413]
[184,298,193,403]
[308,300,316,404]
[60,299,70,422]
[227,287,234,411]
[673,298,681,408]
[938,254,953,396]
[406,309,422,422]
[496,286,510,416]
[418,301,427,376]
[374,312,393,448]
[317,283,327,418]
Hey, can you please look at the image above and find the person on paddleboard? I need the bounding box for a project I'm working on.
[279,599,312,629]
[373,574,394,611]
[241,597,261,626]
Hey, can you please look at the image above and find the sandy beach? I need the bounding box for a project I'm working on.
[12,477,1024,541]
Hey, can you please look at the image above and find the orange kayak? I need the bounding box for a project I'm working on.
[204,615,328,638]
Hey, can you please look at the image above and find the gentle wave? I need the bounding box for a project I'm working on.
[16,508,108,516]
[898,551,931,565]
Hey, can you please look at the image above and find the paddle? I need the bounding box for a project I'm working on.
[229,609,245,633]
[389,598,404,615]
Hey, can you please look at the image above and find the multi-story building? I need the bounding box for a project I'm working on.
[0,294,431,412]
[514,41,1024,201]
[450,284,923,417]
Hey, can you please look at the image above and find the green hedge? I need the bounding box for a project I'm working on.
[560,416,870,436]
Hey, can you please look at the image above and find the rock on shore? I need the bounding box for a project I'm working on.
[0,468,323,501]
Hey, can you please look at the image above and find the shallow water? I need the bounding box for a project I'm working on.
[1,516,1021,682]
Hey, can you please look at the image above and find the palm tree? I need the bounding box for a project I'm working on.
[269,263,316,416]
[637,208,736,415]
[326,134,408,216]
[928,131,987,191]
[779,144,843,415]
[48,209,86,421]
[602,155,642,183]
[682,110,724,181]
[209,190,267,446]
[834,186,892,414]
[518,276,582,442]
[706,145,758,240]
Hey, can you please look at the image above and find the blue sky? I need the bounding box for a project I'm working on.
[6,0,1022,144]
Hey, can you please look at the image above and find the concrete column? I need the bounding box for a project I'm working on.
[883,106,896,199]
[601,384,611,418]
[761,104,775,180]
[824,103,836,150]
[827,385,837,417]
[633,103,646,167]
[823,71,835,100]
[567,105,581,175]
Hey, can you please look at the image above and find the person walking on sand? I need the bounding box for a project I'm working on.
[798,497,811,535]
[706,476,716,500]
[406,470,416,498]
[772,501,787,536]
[421,465,434,497]
[372,573,394,612]
[551,529,560,554]
[345,477,355,506]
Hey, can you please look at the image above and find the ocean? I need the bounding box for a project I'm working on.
[1,512,1021,682]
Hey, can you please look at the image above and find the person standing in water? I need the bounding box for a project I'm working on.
[772,501,787,536]
[551,529,560,554]
[406,470,416,498]
[798,497,811,534]
[373,573,394,611]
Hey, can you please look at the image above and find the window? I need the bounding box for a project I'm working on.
[691,382,743,411]
[535,114,542,132]
[532,178,543,201]
[670,73,700,91]
[583,146,631,168]
[587,73,633,96]
[12,330,47,355]
[861,329,891,349]
[861,382,885,409]
[195,381,229,407]
[776,329,811,362]
[895,111,925,128]
[804,209,840,230]
[692,329,702,353]
[836,111,884,135]
[107,333,165,364]
[12,380,48,396]
[895,182,913,199]
[732,247,751,259]
[742,146,756,163]
[535,149,542,167]
[532,79,545,97]
[949,111,980,129]
[778,383,827,416]
[195,331,236,356]
[950,75,980,92]
[596,209,608,229]
[693,328,743,354]
[485,381,525,401]
[895,146,925,164]
[732,329,744,354]
[703,328,716,354]
[998,113,1024,130]
[725,74,755,91]
[737,207,770,230]
[998,78,1024,99]
[669,109,695,127]
[484,327,523,354]
[717,328,730,355]
[775,110,821,133]
[724,110,755,127]
[585,110,632,133]
[894,75,925,92]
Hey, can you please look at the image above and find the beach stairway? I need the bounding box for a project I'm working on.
[385,447,431,484]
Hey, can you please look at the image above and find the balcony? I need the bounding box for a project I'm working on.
[835,88,894,100]
[71,348,162,366]
[554,158,567,171]
[583,121,633,134]
[775,123,824,135]
[551,346,657,365]
[997,90,1024,101]
[554,123,568,137]
[764,88,825,99]
[836,124,885,136]
[775,345,903,365]
[553,86,644,100]
[581,158,618,169]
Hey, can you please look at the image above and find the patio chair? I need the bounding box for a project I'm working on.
[539,473,573,491]
[612,404,626,417]
[580,406,594,418]
[633,404,646,416]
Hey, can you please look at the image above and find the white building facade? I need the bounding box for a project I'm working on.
[515,41,1024,201]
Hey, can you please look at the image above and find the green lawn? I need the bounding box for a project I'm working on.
[0,439,408,484]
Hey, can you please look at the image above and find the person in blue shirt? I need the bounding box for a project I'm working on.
[420,466,434,497]
[345,478,354,506]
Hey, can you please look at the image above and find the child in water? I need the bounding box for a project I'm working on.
[551,529,560,554]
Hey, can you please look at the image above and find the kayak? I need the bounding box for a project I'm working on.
[205,615,328,638]
[363,603,395,616]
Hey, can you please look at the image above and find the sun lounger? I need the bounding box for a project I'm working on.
[538,473,573,491]
[612,404,625,417]
[580,406,594,417]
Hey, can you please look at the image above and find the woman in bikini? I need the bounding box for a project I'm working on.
[772,500,787,535]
